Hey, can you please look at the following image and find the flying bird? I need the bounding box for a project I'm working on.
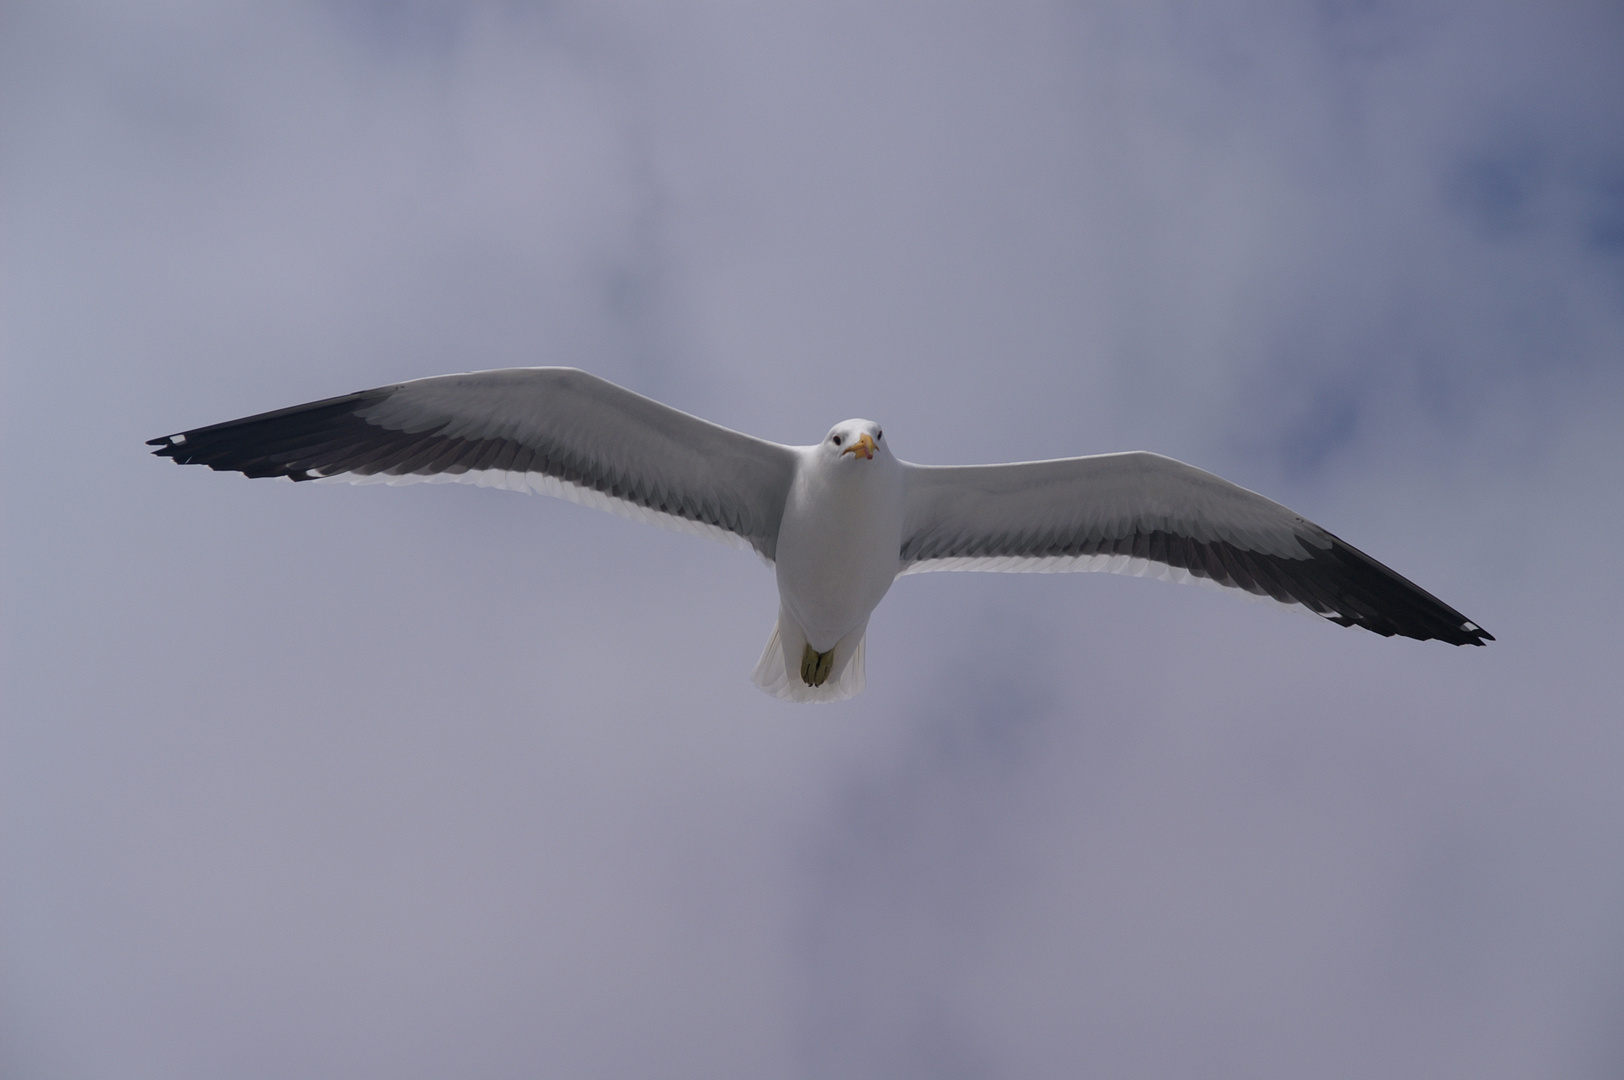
[150,367,1491,701]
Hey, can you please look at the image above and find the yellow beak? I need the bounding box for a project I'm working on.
[841,432,877,460]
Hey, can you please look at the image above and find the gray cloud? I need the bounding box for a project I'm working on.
[4,2,1622,1077]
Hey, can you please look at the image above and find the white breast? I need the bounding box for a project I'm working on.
[773,447,905,650]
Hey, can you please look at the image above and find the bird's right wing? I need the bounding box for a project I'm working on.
[149,367,799,561]
[899,451,1490,645]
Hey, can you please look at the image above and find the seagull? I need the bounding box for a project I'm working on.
[150,367,1491,702]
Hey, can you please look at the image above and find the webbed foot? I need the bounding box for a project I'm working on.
[800,643,835,687]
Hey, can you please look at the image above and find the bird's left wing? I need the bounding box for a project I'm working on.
[899,451,1490,645]
[150,367,798,561]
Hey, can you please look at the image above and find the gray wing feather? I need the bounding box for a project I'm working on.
[900,452,1490,645]
[149,368,797,561]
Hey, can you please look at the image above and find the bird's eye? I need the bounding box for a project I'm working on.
[832,435,842,446]
[876,430,882,440]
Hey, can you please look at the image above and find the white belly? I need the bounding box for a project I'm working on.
[774,455,904,651]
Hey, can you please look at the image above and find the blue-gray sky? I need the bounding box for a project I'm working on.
[4,2,1623,1077]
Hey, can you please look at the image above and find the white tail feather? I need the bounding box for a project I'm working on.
[751,608,867,703]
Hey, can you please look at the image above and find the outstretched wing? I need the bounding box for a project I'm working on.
[899,451,1491,645]
[149,367,798,561]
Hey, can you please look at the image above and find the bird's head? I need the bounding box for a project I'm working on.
[824,420,884,462]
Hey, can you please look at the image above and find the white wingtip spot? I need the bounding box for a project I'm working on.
[170,433,186,445]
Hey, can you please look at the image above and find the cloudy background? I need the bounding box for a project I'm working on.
[4,1,1623,1076]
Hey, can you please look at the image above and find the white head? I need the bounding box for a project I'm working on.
[821,419,888,464]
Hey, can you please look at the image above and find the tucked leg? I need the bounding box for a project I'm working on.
[800,643,835,687]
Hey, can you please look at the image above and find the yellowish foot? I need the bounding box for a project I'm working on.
[800,643,835,687]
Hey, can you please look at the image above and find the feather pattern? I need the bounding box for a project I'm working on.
[148,368,798,561]
[899,452,1491,645]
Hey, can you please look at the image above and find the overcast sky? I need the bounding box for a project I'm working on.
[4,2,1623,1077]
